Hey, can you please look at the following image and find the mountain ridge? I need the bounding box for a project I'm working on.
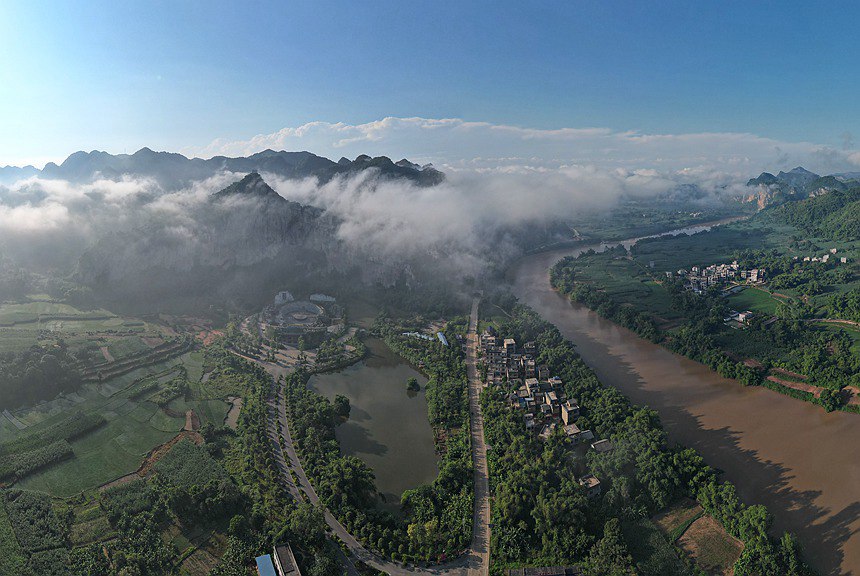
[0,148,445,189]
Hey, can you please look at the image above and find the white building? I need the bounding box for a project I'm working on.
[309,293,336,303]
[275,291,295,306]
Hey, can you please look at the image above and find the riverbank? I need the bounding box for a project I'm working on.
[509,227,860,575]
[549,227,859,414]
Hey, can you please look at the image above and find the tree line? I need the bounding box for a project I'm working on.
[483,304,813,575]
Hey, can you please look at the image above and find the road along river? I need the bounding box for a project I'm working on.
[509,224,860,576]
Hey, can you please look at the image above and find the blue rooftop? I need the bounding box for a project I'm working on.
[255,554,277,576]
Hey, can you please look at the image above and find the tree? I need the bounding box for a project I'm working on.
[406,377,420,392]
[587,518,635,576]
[333,395,351,420]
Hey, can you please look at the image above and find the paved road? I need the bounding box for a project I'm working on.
[259,297,490,575]
[465,297,492,576]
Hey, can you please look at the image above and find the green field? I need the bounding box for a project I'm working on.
[0,348,233,497]
[725,287,781,315]
[565,253,682,322]
[621,518,691,576]
[0,299,115,325]
[0,500,27,575]
[0,296,173,367]
[631,219,799,272]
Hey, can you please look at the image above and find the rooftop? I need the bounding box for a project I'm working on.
[255,555,278,576]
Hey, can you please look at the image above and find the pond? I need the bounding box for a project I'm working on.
[307,337,439,508]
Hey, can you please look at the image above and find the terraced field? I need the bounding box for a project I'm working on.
[1,351,225,497]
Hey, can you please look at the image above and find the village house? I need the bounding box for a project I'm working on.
[256,542,302,576]
[484,332,605,505]
[671,259,766,294]
[591,439,614,453]
[578,475,602,499]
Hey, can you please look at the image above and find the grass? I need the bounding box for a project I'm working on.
[676,515,743,575]
[69,514,116,546]
[621,517,691,576]
[16,416,176,496]
[725,287,781,315]
[182,350,206,383]
[568,253,682,322]
[10,359,196,496]
[0,499,27,575]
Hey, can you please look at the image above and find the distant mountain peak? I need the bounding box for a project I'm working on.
[396,159,421,170]
[747,172,778,186]
[213,172,281,201]
[0,148,445,188]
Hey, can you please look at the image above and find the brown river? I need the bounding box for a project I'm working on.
[510,224,860,576]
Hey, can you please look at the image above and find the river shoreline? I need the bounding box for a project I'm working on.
[509,219,860,576]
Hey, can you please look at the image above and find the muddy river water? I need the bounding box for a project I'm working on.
[510,224,860,576]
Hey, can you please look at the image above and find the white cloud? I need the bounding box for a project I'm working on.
[189,116,858,176]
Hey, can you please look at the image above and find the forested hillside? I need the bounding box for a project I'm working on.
[767,186,860,241]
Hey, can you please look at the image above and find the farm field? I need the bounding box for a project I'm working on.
[651,499,742,575]
[677,515,744,575]
[563,252,683,322]
[1,349,230,498]
[0,296,178,370]
[621,517,691,576]
[725,287,781,315]
[0,499,27,575]
[630,219,799,273]
[653,498,704,541]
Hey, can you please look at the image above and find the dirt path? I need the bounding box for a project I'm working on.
[766,376,822,397]
[100,346,114,363]
[806,318,860,329]
[98,429,203,491]
[184,409,200,431]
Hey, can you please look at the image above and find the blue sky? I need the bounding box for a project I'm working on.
[2,1,860,169]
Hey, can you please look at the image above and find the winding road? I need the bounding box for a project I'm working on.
[259,297,491,575]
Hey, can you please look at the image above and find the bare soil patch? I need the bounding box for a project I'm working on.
[844,386,860,406]
[766,375,822,397]
[99,346,114,363]
[652,498,703,537]
[224,397,242,430]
